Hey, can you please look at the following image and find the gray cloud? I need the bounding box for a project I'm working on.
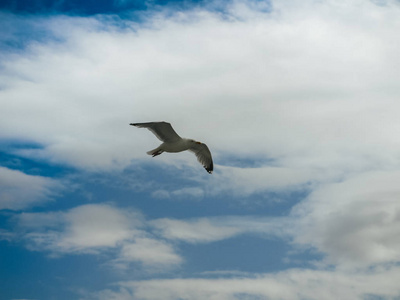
[291,171,400,267]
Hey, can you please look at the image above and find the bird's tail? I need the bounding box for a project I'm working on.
[147,147,163,157]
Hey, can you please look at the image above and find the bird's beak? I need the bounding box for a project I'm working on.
[196,142,202,144]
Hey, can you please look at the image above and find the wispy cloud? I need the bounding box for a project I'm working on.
[151,218,243,243]
[0,166,62,210]
[150,214,295,245]
[212,165,314,195]
[116,237,183,268]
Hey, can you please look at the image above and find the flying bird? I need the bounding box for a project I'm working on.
[130,121,213,174]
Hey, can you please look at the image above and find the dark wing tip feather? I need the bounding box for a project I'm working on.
[190,143,213,174]
[205,159,213,174]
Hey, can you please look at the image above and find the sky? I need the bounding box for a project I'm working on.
[1,0,400,299]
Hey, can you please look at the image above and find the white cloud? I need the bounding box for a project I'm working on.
[58,204,138,250]
[0,166,61,210]
[19,204,138,253]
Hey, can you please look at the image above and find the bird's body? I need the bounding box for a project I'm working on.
[153,138,193,153]
[130,122,213,174]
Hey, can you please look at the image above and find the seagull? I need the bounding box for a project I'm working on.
[130,121,213,174]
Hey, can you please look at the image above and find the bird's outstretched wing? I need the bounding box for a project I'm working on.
[130,122,182,143]
[189,143,213,174]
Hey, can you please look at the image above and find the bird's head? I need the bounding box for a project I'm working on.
[188,139,202,144]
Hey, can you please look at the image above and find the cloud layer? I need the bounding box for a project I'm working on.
[1,0,400,179]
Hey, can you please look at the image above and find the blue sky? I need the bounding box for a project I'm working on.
[0,0,204,15]
[2,0,400,299]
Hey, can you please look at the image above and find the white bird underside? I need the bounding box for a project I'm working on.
[130,121,213,174]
